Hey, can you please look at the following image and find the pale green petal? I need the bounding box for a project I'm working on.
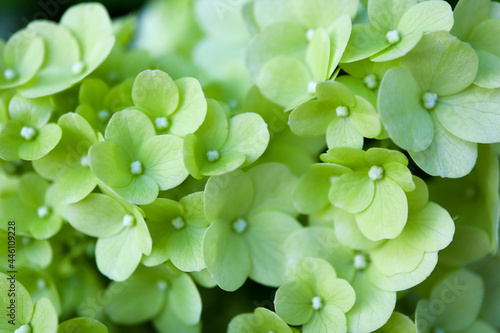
[29,214,62,240]
[200,152,246,176]
[329,171,375,214]
[31,297,58,333]
[169,77,207,137]
[0,120,23,161]
[57,167,96,204]
[355,178,408,241]
[383,162,415,192]
[228,307,293,333]
[378,66,433,152]
[8,94,52,128]
[110,174,159,205]
[473,49,500,89]
[409,113,477,178]
[292,167,333,214]
[289,100,335,136]
[104,109,155,158]
[327,116,364,149]
[439,226,491,266]
[274,280,314,326]
[220,112,269,167]
[450,0,490,40]
[89,141,132,188]
[401,31,478,95]
[166,274,202,325]
[18,124,62,161]
[257,56,312,108]
[469,19,500,88]
[182,133,206,180]
[319,278,355,313]
[95,228,143,281]
[0,272,33,327]
[290,0,357,28]
[139,134,188,190]
[253,0,296,30]
[204,170,254,221]
[58,318,108,333]
[153,302,201,333]
[435,85,500,143]
[305,28,330,81]
[400,202,454,252]
[18,172,48,209]
[368,0,416,32]
[202,219,251,291]
[375,312,415,333]
[406,176,429,214]
[132,69,179,118]
[167,226,206,272]
[459,320,498,333]
[328,15,352,77]
[304,304,346,333]
[245,211,301,287]
[333,207,384,250]
[346,271,396,333]
[195,99,228,150]
[370,237,424,276]
[341,25,388,63]
[316,80,355,107]
[349,95,381,138]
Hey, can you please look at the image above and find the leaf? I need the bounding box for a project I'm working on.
[435,84,500,143]
[31,297,58,332]
[399,202,455,252]
[409,113,477,178]
[17,21,80,98]
[18,124,62,161]
[104,109,155,159]
[204,170,254,221]
[132,69,179,118]
[221,112,269,167]
[139,134,188,190]
[95,227,143,281]
[0,29,44,89]
[245,210,301,286]
[60,3,115,80]
[257,56,312,108]
[378,66,433,152]
[400,31,478,96]
[169,77,207,137]
[329,172,375,214]
[346,272,396,333]
[274,280,314,326]
[58,318,108,333]
[202,219,251,291]
[89,141,132,188]
[355,178,408,241]
[166,274,202,325]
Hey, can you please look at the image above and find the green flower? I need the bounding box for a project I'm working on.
[89,109,188,205]
[0,94,62,161]
[32,113,99,204]
[0,173,64,239]
[183,99,269,179]
[17,3,115,98]
[228,307,298,333]
[379,31,500,177]
[0,272,58,332]
[342,0,453,62]
[289,81,381,149]
[131,69,207,136]
[202,163,301,291]
[104,263,201,333]
[141,192,210,272]
[67,193,152,281]
[58,318,108,333]
[274,257,355,333]
[321,147,415,240]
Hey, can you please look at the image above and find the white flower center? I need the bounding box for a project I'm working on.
[422,92,438,110]
[336,105,349,117]
[368,165,384,181]
[37,206,50,218]
[232,218,248,234]
[14,325,31,333]
[207,150,220,162]
[307,81,318,94]
[306,28,315,40]
[386,30,400,44]
[155,117,169,130]
[363,73,378,89]
[4,68,16,81]
[71,61,85,75]
[354,254,368,269]
[122,214,135,227]
[130,161,143,175]
[37,278,46,289]
[80,155,90,167]
[172,217,186,229]
[312,296,323,310]
[97,109,110,120]
[20,126,36,141]
[157,280,168,291]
